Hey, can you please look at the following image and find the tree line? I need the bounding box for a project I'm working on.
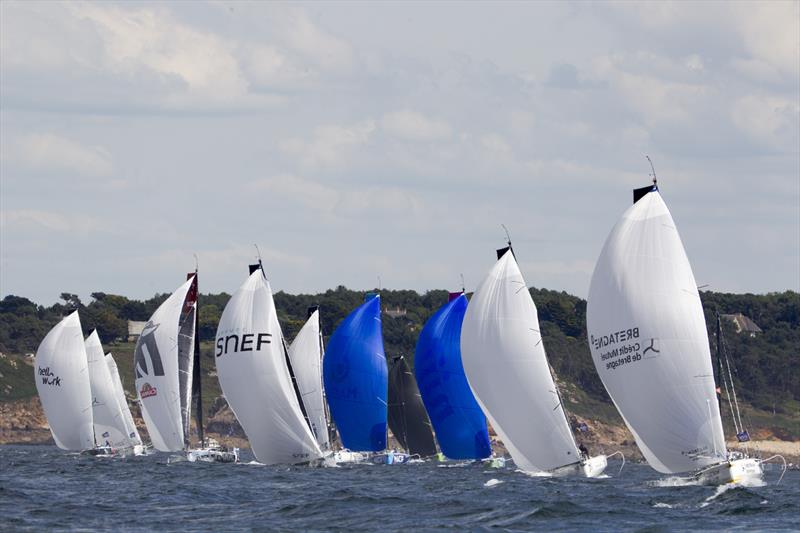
[1,287,797,413]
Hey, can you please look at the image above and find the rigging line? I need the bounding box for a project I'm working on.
[646,155,657,185]
[717,315,740,435]
[722,324,746,439]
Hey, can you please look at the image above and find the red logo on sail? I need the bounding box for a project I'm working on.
[140,383,158,398]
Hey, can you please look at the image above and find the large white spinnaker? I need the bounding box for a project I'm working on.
[34,311,94,451]
[134,277,195,452]
[288,309,331,451]
[215,270,323,465]
[106,352,142,448]
[85,330,130,448]
[461,250,582,472]
[587,188,726,474]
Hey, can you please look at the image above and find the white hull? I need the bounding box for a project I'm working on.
[543,455,608,478]
[693,457,763,485]
[331,450,370,464]
[187,447,240,464]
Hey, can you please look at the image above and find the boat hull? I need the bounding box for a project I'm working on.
[693,458,763,485]
[186,447,240,464]
[545,455,608,478]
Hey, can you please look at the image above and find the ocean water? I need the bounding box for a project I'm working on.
[1,445,796,531]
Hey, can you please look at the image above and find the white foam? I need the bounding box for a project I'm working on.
[648,476,700,488]
[652,502,673,509]
[484,478,503,487]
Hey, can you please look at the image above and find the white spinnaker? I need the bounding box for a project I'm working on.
[288,310,330,450]
[215,271,323,465]
[587,190,726,474]
[34,311,94,451]
[85,331,129,448]
[106,352,142,447]
[461,251,581,472]
[134,277,194,452]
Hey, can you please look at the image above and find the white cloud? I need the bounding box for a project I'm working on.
[282,8,354,73]
[11,133,113,177]
[382,110,452,142]
[731,94,800,151]
[1,209,108,236]
[280,120,376,168]
[247,174,338,211]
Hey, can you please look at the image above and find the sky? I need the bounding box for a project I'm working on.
[1,1,798,306]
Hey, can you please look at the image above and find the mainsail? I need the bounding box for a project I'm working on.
[415,293,491,460]
[85,330,130,448]
[323,294,388,452]
[586,186,726,473]
[387,355,437,457]
[105,352,142,447]
[287,307,331,451]
[461,249,581,472]
[34,311,94,451]
[215,269,322,465]
[134,277,195,452]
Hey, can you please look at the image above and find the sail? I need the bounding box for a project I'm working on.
[85,331,129,448]
[105,352,142,447]
[34,311,94,450]
[461,250,581,472]
[387,355,438,456]
[187,273,204,447]
[586,188,727,473]
[287,309,330,450]
[215,270,322,465]
[323,294,388,452]
[415,294,491,460]
[134,277,195,452]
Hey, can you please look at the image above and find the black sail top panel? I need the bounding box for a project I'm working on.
[387,356,438,457]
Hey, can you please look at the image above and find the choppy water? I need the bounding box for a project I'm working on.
[1,445,796,531]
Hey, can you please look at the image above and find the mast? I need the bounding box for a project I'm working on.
[312,305,334,451]
[189,266,204,448]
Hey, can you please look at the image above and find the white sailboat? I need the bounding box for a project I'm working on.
[85,330,141,455]
[586,180,763,485]
[461,246,607,477]
[287,307,331,452]
[135,273,237,463]
[34,311,95,452]
[215,265,323,465]
[105,351,145,455]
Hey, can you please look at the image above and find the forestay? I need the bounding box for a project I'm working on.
[85,331,129,448]
[215,271,322,465]
[134,277,195,452]
[323,294,388,452]
[34,311,94,451]
[106,352,142,448]
[461,250,581,472]
[415,294,491,460]
[287,309,330,451]
[586,188,726,473]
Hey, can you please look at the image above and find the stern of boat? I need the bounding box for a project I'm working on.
[582,454,608,478]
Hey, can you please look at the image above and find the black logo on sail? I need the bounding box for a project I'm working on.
[134,321,165,379]
[642,338,660,357]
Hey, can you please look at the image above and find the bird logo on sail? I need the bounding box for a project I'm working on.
[140,382,158,398]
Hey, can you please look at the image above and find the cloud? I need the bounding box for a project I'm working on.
[1,209,108,236]
[10,133,113,177]
[280,120,376,168]
[381,110,452,142]
[247,174,338,211]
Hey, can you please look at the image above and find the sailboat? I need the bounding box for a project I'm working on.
[383,354,437,463]
[105,350,145,455]
[35,311,95,452]
[214,264,322,465]
[287,306,332,452]
[85,330,143,455]
[415,292,492,461]
[586,180,765,485]
[461,245,608,477]
[135,272,238,463]
[323,293,388,463]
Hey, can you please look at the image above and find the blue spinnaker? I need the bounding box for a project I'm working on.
[323,294,387,452]
[414,294,491,460]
